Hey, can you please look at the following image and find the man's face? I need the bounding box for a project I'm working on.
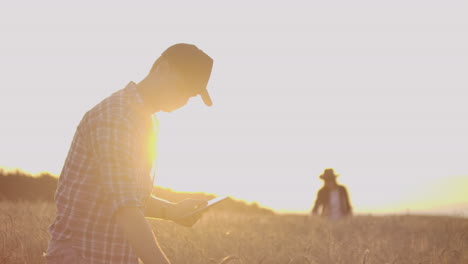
[324,178,337,187]
[159,70,200,112]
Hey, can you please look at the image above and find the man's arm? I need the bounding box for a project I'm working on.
[145,195,207,226]
[115,207,170,264]
[341,186,353,215]
[92,115,170,263]
[145,195,174,220]
[311,189,324,215]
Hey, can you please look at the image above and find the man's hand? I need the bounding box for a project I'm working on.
[166,199,207,227]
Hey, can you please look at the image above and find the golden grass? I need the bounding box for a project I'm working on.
[1,201,467,264]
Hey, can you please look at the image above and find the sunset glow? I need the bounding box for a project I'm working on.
[1,1,467,216]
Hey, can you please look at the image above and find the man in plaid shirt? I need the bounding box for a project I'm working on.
[45,43,214,264]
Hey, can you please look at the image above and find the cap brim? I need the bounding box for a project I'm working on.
[200,89,213,106]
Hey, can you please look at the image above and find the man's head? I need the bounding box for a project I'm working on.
[139,43,214,112]
[319,168,338,187]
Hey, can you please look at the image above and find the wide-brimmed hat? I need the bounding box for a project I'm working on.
[319,168,339,180]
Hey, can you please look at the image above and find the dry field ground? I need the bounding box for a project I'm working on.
[0,201,467,264]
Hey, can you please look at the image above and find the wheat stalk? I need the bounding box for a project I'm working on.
[218,255,242,264]
[288,255,312,264]
[361,248,370,264]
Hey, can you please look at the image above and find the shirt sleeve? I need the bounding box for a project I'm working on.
[91,114,147,214]
[341,186,353,215]
[312,188,323,214]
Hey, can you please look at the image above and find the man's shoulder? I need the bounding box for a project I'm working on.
[317,187,327,194]
[337,185,348,192]
[87,88,132,121]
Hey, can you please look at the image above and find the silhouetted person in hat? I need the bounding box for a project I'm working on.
[311,168,353,220]
[45,43,214,264]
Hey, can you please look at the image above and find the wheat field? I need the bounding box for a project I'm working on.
[1,201,467,264]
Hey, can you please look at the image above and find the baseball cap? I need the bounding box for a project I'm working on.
[161,43,214,106]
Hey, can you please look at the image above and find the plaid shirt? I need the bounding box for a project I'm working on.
[49,82,157,264]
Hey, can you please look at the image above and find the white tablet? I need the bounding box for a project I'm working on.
[177,196,229,220]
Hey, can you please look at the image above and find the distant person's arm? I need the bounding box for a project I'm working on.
[145,195,207,227]
[114,207,170,264]
[311,190,323,215]
[342,187,353,215]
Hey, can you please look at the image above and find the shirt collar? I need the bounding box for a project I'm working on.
[126,81,154,117]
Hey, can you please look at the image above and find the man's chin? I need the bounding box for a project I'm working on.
[162,105,185,113]
[161,108,176,113]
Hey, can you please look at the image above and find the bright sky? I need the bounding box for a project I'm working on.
[1,0,467,215]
